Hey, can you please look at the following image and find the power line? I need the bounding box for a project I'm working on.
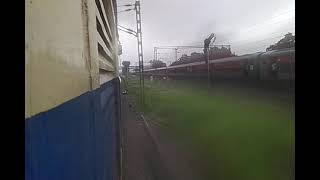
[232,35,285,48]
[217,26,295,45]
[118,28,137,37]
[229,28,295,46]
[271,9,295,17]
[234,44,273,54]
[118,25,137,33]
[244,17,295,34]
[191,19,294,47]
[233,38,290,53]
[213,12,295,45]
[228,33,294,54]
[243,9,295,31]
[117,8,135,13]
[117,4,134,7]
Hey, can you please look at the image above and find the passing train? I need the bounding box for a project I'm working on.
[144,47,295,88]
[26,0,121,180]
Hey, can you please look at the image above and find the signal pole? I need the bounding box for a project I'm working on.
[174,48,178,62]
[204,33,216,88]
[154,47,158,61]
[135,0,145,105]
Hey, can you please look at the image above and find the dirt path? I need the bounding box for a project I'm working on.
[120,95,202,180]
[142,115,204,180]
[120,95,171,180]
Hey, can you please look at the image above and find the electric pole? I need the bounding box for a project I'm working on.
[175,48,178,62]
[135,0,145,105]
[204,33,216,87]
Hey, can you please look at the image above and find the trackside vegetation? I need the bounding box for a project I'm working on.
[125,76,294,180]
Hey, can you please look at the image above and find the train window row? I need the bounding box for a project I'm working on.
[95,0,117,72]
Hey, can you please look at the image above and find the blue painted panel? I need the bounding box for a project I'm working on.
[25,78,120,180]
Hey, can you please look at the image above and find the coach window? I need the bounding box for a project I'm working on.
[250,64,254,70]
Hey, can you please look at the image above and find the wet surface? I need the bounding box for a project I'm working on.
[120,96,172,180]
[120,96,202,180]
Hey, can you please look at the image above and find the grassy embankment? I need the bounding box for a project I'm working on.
[125,76,295,180]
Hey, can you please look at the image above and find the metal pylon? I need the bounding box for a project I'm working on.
[135,0,144,105]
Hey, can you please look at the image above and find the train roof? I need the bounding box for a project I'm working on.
[208,52,263,63]
[260,47,295,58]
[144,48,295,72]
[144,54,257,72]
[144,61,205,72]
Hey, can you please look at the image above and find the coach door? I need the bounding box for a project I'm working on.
[243,59,249,78]
[269,57,280,80]
[259,56,269,80]
[247,57,260,80]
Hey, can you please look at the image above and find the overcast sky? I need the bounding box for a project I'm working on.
[117,0,295,66]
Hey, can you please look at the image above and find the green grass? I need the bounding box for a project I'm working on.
[125,76,295,180]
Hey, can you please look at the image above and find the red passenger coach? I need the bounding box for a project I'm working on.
[259,48,295,81]
[144,48,295,88]
[211,55,249,80]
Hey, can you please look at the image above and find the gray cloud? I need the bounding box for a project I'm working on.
[117,0,295,65]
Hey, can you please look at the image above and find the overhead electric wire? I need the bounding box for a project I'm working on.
[117,8,135,13]
[118,25,136,33]
[232,28,295,46]
[243,10,295,31]
[234,44,275,54]
[232,35,286,48]
[118,28,137,37]
[243,18,295,35]
[233,37,294,54]
[228,28,295,46]
[118,29,136,36]
[215,25,295,46]
[211,12,295,45]
[117,4,134,7]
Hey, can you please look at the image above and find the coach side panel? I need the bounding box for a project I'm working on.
[26,0,121,180]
